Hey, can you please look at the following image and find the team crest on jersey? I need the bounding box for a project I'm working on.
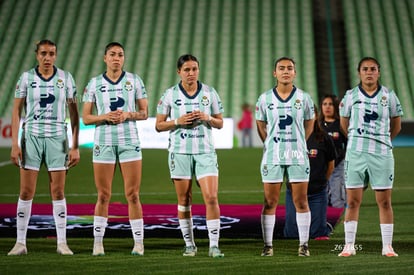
[262,165,268,176]
[124,81,133,92]
[56,79,64,89]
[380,96,388,107]
[294,99,302,109]
[94,145,100,156]
[201,96,209,106]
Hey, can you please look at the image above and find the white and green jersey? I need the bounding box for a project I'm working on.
[255,87,314,165]
[339,85,403,155]
[15,66,77,137]
[156,81,224,154]
[82,71,147,146]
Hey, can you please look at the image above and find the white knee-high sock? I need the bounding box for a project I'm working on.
[179,218,195,247]
[53,199,68,244]
[207,219,220,248]
[130,219,144,244]
[261,214,275,247]
[16,198,32,245]
[296,212,311,245]
[380,224,394,248]
[344,221,358,245]
[93,216,108,244]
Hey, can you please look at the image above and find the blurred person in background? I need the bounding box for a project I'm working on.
[237,103,253,147]
[319,94,347,208]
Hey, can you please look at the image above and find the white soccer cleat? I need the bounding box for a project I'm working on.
[131,243,144,256]
[208,246,224,258]
[298,244,310,257]
[7,243,27,256]
[382,245,398,257]
[182,245,197,257]
[261,246,273,256]
[57,243,74,255]
[338,244,356,257]
[92,243,105,256]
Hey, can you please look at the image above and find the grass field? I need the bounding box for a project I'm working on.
[0,147,413,274]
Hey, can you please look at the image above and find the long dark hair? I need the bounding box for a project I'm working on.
[313,105,326,142]
[318,94,340,127]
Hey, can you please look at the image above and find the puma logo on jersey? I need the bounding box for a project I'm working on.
[174,99,182,106]
[39,93,56,107]
[278,114,293,130]
[109,97,125,111]
[363,110,378,123]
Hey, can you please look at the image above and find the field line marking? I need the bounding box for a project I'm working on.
[0,160,12,167]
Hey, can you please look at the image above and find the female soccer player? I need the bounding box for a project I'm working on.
[338,57,403,257]
[8,39,80,256]
[82,42,148,256]
[256,57,315,256]
[155,54,224,258]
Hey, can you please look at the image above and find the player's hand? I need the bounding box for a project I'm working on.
[106,110,123,124]
[68,148,80,168]
[10,145,21,167]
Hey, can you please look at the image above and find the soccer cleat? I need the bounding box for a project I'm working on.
[208,246,224,258]
[182,245,197,257]
[92,243,105,256]
[382,245,398,257]
[298,244,310,256]
[261,246,273,256]
[7,243,27,256]
[131,243,144,256]
[57,243,74,255]
[338,244,356,257]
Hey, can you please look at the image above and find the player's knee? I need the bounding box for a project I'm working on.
[346,199,361,209]
[293,201,308,212]
[19,190,34,200]
[377,199,392,209]
[204,194,218,206]
[125,192,140,204]
[263,198,278,209]
[97,192,111,204]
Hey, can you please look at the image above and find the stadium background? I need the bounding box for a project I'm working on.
[0,0,413,122]
[1,2,414,273]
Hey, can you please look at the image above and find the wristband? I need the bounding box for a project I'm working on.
[208,115,212,122]
[174,119,178,125]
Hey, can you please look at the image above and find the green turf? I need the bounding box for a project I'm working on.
[1,147,414,274]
